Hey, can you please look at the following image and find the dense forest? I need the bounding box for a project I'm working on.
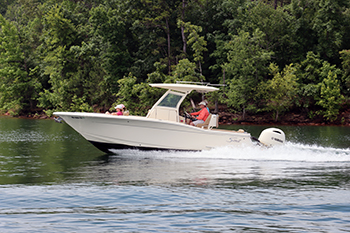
[0,0,350,124]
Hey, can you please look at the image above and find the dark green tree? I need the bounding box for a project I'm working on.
[316,71,345,122]
[38,2,95,114]
[295,51,343,118]
[239,1,294,67]
[259,63,298,121]
[0,0,16,15]
[339,49,350,95]
[290,0,350,63]
[136,0,177,74]
[89,2,132,96]
[0,14,38,115]
[222,29,274,119]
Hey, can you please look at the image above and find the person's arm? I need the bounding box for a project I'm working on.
[190,110,201,116]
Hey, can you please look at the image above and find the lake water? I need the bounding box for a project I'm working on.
[0,116,349,232]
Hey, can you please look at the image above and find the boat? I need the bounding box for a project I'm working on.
[54,83,285,153]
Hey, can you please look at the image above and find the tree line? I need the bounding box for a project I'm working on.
[0,0,349,122]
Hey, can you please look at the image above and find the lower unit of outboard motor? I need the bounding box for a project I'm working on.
[257,128,285,147]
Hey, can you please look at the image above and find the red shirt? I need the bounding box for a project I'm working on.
[190,107,209,121]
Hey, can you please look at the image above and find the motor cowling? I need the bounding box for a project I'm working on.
[258,128,285,147]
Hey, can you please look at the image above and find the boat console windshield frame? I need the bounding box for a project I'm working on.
[146,83,219,123]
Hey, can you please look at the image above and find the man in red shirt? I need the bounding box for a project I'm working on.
[190,101,209,126]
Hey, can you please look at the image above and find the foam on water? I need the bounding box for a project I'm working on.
[110,142,350,162]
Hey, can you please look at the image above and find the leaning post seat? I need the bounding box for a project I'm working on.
[196,114,212,129]
[208,114,219,129]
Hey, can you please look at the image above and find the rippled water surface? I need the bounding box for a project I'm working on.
[0,117,350,232]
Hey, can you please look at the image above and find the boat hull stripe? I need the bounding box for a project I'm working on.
[88,141,198,153]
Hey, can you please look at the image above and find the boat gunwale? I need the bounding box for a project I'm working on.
[53,112,250,136]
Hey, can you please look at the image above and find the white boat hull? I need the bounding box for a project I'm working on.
[54,112,254,152]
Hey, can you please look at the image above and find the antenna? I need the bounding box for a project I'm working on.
[176,81,226,87]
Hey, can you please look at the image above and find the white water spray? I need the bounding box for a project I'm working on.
[111,142,350,162]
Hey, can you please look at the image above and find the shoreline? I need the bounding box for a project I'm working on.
[2,110,350,127]
[217,111,350,127]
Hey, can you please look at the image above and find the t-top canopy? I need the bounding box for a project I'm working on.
[149,83,219,93]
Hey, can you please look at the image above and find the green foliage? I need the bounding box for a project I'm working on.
[239,1,293,65]
[114,74,138,113]
[222,29,274,118]
[89,3,132,90]
[259,63,298,121]
[339,49,350,95]
[311,0,348,59]
[115,73,163,116]
[225,78,257,116]
[147,62,169,83]
[70,95,93,112]
[290,0,349,62]
[136,0,175,74]
[0,0,349,122]
[295,52,343,113]
[178,20,208,78]
[298,51,323,84]
[316,71,345,122]
[171,59,200,83]
[37,2,110,113]
[38,4,80,111]
[0,14,34,115]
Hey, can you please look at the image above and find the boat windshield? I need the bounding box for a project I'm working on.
[158,93,183,108]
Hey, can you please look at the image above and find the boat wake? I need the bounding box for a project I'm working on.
[110,142,350,162]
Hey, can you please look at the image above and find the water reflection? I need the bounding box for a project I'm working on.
[76,149,350,190]
[0,117,102,185]
[221,125,350,149]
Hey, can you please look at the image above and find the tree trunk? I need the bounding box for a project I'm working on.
[275,110,279,122]
[242,106,246,120]
[181,0,187,54]
[165,18,171,74]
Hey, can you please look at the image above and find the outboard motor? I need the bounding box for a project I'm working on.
[258,128,285,147]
